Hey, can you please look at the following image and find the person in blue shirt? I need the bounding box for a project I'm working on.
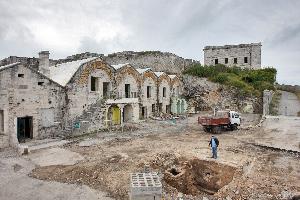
[209,136,219,159]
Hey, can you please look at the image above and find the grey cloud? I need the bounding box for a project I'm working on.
[0,0,300,84]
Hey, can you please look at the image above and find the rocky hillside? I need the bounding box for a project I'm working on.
[183,75,262,114]
[104,51,199,74]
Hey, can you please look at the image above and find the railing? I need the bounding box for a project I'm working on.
[108,91,139,99]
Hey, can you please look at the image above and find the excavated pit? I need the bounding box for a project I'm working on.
[164,158,236,195]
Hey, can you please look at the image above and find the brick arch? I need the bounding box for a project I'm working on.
[158,73,171,86]
[143,71,157,83]
[78,60,114,85]
[171,76,181,87]
[115,65,141,86]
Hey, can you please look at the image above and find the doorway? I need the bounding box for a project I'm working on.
[123,104,133,122]
[109,105,121,125]
[177,101,181,114]
[103,82,110,98]
[158,103,162,113]
[17,116,33,143]
[181,101,185,114]
[141,107,146,119]
[166,105,171,114]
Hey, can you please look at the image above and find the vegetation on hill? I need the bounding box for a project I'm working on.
[183,64,277,96]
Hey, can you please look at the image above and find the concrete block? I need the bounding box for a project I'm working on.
[130,172,162,200]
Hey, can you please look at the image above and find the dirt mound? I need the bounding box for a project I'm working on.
[164,158,236,195]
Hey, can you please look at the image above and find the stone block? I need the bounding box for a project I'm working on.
[130,172,162,200]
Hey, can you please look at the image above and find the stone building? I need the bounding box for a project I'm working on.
[203,43,261,69]
[0,51,186,148]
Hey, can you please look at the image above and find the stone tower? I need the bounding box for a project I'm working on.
[203,43,261,69]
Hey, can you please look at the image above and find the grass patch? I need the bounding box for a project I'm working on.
[184,64,277,96]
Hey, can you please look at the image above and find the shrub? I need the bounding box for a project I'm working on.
[210,73,230,84]
[183,64,277,97]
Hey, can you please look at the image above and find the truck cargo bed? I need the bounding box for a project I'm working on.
[198,116,230,126]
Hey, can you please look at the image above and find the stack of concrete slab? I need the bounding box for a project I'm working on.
[130,172,162,200]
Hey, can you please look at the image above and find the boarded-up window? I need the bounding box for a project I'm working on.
[40,108,54,127]
[0,110,4,132]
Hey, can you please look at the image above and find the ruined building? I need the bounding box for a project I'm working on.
[203,43,261,69]
[104,51,199,74]
[0,51,186,148]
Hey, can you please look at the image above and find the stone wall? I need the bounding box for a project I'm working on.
[1,51,199,75]
[157,76,171,113]
[140,72,157,118]
[263,90,273,116]
[0,65,66,148]
[183,75,262,114]
[104,51,200,74]
[0,52,104,71]
[64,60,110,134]
[203,43,261,69]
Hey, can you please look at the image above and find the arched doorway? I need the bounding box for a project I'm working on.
[180,100,185,114]
[109,105,121,125]
[177,101,180,114]
[123,104,133,122]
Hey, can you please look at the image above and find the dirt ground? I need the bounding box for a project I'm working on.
[1,113,299,200]
[0,115,300,200]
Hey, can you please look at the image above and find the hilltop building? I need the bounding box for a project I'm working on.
[203,43,261,69]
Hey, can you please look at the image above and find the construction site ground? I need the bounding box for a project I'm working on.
[0,113,299,200]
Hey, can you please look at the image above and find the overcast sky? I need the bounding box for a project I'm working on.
[1,0,300,85]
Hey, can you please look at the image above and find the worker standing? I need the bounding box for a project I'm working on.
[209,136,219,159]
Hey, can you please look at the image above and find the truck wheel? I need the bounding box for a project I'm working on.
[212,126,221,134]
[203,126,210,132]
[231,124,237,131]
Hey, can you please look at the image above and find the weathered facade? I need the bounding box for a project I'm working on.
[203,43,261,69]
[0,61,66,148]
[169,75,187,114]
[0,51,186,148]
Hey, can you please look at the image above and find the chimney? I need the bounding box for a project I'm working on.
[38,51,50,76]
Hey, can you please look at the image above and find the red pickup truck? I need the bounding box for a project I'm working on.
[198,111,241,134]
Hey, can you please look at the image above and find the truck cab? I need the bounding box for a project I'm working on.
[228,111,241,127]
